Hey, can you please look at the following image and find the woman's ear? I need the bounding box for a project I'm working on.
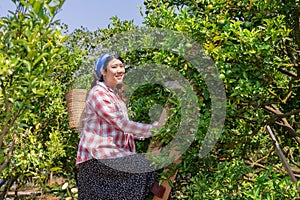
[100,68,106,76]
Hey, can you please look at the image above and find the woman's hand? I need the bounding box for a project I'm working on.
[136,121,162,140]
[152,121,162,131]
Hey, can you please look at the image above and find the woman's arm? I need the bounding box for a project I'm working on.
[90,87,156,137]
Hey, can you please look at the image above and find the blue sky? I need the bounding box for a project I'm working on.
[0,0,145,31]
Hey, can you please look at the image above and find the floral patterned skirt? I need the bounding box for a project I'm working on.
[77,155,155,200]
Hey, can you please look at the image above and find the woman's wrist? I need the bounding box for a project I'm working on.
[152,121,162,130]
[136,121,162,140]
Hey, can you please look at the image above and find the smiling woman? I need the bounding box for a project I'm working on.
[76,54,165,199]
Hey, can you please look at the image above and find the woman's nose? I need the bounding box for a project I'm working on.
[118,66,125,73]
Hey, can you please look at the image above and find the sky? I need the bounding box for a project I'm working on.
[0,0,146,31]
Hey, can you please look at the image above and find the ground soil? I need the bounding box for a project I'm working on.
[6,189,60,200]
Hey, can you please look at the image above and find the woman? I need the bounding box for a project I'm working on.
[76,54,165,200]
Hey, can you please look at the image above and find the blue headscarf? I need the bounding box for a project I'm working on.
[94,54,111,77]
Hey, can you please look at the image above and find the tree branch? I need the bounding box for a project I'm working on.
[265,105,300,145]
[278,67,297,78]
[265,105,300,125]
[266,125,300,195]
[0,108,23,150]
[294,6,300,49]
[275,122,300,139]
[0,133,16,174]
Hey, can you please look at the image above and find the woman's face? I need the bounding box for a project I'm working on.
[101,58,125,88]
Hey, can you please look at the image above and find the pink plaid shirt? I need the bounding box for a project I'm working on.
[76,81,153,164]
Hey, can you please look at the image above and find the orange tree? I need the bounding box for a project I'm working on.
[140,0,300,199]
[2,0,298,198]
[66,0,300,197]
[0,0,82,198]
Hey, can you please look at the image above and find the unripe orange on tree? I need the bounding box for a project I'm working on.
[207,4,213,9]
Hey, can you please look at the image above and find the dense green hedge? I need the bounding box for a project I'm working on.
[0,0,82,199]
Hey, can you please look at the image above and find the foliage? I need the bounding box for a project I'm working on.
[141,0,300,198]
[1,0,300,199]
[0,0,82,198]
[59,0,300,197]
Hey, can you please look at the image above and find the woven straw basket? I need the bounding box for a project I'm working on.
[65,89,88,131]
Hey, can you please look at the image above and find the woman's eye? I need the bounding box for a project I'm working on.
[111,64,124,68]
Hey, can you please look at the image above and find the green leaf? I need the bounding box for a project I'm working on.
[33,53,48,66]
[33,1,42,15]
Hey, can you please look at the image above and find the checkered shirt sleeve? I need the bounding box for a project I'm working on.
[76,82,153,164]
